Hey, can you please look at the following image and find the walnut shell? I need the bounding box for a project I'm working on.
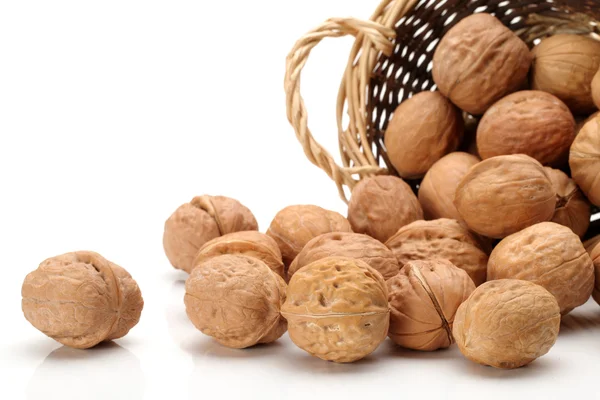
[544,167,590,238]
[288,232,399,281]
[576,112,599,134]
[477,91,576,166]
[163,195,258,273]
[193,231,285,278]
[384,91,464,179]
[418,152,480,221]
[570,115,600,206]
[184,254,287,349]
[584,234,600,254]
[22,251,144,349]
[593,68,600,110]
[267,205,352,269]
[347,176,423,243]
[385,219,489,286]
[387,260,475,351]
[432,13,531,115]
[281,257,389,363]
[587,244,600,305]
[455,154,556,238]
[453,279,560,369]
[488,222,594,315]
[531,34,600,115]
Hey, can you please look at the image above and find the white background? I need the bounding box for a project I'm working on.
[1,1,600,399]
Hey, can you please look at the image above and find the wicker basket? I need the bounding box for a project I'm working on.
[284,0,600,203]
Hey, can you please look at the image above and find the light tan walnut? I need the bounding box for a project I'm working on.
[488,222,594,314]
[570,115,600,206]
[387,260,475,351]
[184,255,287,349]
[544,167,590,238]
[587,244,600,306]
[453,279,560,369]
[576,112,599,134]
[593,68,600,110]
[22,251,144,349]
[281,257,389,363]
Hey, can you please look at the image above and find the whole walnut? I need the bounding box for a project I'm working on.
[455,154,556,238]
[22,251,144,349]
[570,115,600,206]
[347,175,423,243]
[432,13,531,115]
[267,205,352,269]
[281,257,389,363]
[184,255,287,349]
[477,91,576,166]
[387,260,475,351]
[384,91,463,179]
[544,167,590,238]
[531,34,600,115]
[288,232,399,280]
[453,279,560,369]
[488,222,594,315]
[193,231,285,278]
[593,68,600,109]
[385,219,489,286]
[418,152,480,221]
[587,243,600,305]
[163,195,258,273]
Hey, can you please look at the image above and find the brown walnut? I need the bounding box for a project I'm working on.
[544,167,590,238]
[281,257,389,363]
[488,222,594,315]
[384,91,464,179]
[432,13,531,115]
[453,279,560,369]
[593,68,600,110]
[570,115,600,206]
[454,154,556,238]
[584,234,600,254]
[347,175,423,243]
[22,251,144,349]
[184,254,287,349]
[587,243,600,306]
[387,260,475,351]
[163,195,258,273]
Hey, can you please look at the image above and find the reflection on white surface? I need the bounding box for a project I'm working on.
[27,342,143,400]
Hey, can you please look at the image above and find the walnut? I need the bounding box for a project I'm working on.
[453,279,560,369]
[576,111,599,134]
[432,13,531,115]
[385,219,489,286]
[192,231,284,278]
[593,68,600,109]
[544,167,590,238]
[184,254,287,349]
[477,91,576,166]
[570,115,600,206]
[384,91,464,179]
[267,205,352,269]
[488,222,594,314]
[455,154,556,238]
[584,234,600,254]
[347,176,423,243]
[418,152,480,221]
[288,232,399,281]
[163,195,258,273]
[387,259,475,351]
[531,34,600,115]
[587,243,600,306]
[281,257,389,363]
[21,251,144,349]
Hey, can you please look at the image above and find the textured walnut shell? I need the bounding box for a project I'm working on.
[453,279,560,369]
[267,205,352,269]
[587,244,600,305]
[288,232,399,280]
[163,195,258,273]
[477,91,575,166]
[570,116,600,206]
[531,34,600,115]
[22,251,144,349]
[384,91,464,179]
[584,235,600,254]
[455,154,556,238]
[432,13,531,115]
[347,176,423,243]
[385,219,489,286]
[387,260,475,351]
[544,167,590,238]
[418,152,480,221]
[593,68,600,110]
[184,254,287,349]
[281,257,389,363]
[488,222,594,315]
[193,231,284,278]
